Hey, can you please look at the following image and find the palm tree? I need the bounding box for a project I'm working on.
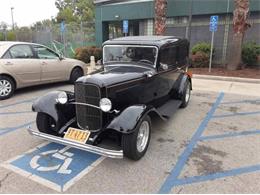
[227,0,250,70]
[154,0,167,35]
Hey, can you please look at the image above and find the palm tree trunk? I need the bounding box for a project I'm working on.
[227,0,250,70]
[155,0,167,36]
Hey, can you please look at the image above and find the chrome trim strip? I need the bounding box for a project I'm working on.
[27,126,123,159]
[70,102,101,110]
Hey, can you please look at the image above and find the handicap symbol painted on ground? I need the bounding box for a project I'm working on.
[1,142,104,192]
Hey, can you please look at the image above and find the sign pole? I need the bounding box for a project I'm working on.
[209,30,215,73]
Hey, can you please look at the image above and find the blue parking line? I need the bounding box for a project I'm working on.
[0,121,35,136]
[213,111,260,118]
[221,99,260,105]
[158,92,224,194]
[0,111,33,115]
[199,129,260,141]
[0,98,36,109]
[172,164,260,187]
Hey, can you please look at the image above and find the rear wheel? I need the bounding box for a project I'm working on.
[0,76,15,100]
[180,80,191,108]
[69,67,83,83]
[36,112,57,135]
[122,115,151,160]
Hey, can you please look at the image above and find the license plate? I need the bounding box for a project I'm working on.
[64,127,90,144]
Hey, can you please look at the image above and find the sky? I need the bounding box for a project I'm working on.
[0,0,58,27]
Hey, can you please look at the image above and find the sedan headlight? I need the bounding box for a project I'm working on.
[56,92,68,104]
[99,98,112,112]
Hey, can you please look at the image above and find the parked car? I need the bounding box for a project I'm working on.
[28,36,192,160]
[0,41,87,100]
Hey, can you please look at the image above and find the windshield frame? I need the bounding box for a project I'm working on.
[103,44,159,68]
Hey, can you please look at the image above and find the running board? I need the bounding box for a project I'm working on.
[157,100,182,118]
[27,126,123,159]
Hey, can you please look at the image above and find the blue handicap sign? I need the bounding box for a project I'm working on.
[60,21,66,33]
[210,15,219,32]
[8,142,101,191]
[123,20,129,34]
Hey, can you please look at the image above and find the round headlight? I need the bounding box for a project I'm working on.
[99,98,112,112]
[57,92,68,104]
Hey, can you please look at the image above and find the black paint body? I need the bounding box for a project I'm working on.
[32,36,192,140]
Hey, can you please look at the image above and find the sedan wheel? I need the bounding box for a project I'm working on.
[70,68,83,83]
[0,76,15,100]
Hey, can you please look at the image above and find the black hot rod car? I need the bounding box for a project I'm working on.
[28,36,192,160]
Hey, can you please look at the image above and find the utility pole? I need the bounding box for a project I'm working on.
[187,0,193,42]
[11,7,14,31]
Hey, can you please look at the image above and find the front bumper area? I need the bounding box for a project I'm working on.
[27,126,123,159]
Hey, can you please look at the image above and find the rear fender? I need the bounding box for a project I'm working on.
[179,74,192,95]
[106,105,164,134]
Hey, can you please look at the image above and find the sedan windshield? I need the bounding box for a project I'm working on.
[103,45,158,66]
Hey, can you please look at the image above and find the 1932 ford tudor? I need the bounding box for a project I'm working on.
[28,36,192,160]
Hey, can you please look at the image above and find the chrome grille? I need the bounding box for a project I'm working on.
[75,83,102,131]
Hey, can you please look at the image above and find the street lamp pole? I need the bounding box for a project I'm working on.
[11,7,14,31]
[187,0,193,42]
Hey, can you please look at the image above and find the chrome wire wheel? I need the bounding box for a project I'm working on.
[185,82,191,103]
[136,121,150,153]
[0,79,12,97]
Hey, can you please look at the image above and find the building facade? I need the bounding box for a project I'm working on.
[94,0,260,64]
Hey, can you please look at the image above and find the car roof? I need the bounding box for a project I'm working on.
[0,41,42,47]
[103,36,184,47]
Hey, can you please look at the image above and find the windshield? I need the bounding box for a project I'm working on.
[103,45,158,66]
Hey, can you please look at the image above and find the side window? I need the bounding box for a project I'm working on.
[177,43,189,66]
[2,51,11,59]
[34,46,59,59]
[9,45,34,59]
[160,46,177,68]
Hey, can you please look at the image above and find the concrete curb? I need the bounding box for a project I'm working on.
[193,74,260,84]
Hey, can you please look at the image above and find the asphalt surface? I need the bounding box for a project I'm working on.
[0,78,260,193]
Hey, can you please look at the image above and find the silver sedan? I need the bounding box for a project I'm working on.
[0,41,87,100]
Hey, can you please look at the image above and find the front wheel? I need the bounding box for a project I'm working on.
[36,113,58,135]
[69,68,83,84]
[122,115,151,160]
[0,76,15,100]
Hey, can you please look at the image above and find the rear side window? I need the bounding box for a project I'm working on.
[9,45,34,59]
[33,45,59,59]
[160,46,177,68]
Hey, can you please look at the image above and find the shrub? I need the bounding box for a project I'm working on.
[191,42,211,55]
[6,31,16,41]
[191,42,212,68]
[0,33,4,41]
[242,42,260,66]
[191,51,210,68]
[75,46,102,64]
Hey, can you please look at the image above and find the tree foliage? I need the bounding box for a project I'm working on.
[55,0,94,23]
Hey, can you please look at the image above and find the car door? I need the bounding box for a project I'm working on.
[156,45,180,103]
[1,44,41,86]
[33,45,66,83]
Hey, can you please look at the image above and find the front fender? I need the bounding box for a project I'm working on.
[106,105,160,134]
[32,91,75,123]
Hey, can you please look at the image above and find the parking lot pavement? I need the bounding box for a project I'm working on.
[0,79,260,193]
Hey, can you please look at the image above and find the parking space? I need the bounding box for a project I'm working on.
[0,80,260,193]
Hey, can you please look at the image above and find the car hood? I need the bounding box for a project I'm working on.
[76,64,155,87]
